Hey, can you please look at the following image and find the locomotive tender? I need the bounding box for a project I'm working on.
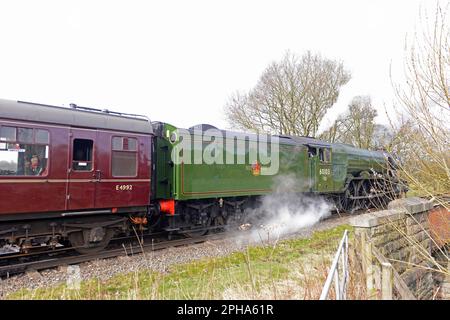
[0,99,403,254]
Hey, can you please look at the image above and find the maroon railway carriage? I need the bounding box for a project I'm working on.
[0,99,154,254]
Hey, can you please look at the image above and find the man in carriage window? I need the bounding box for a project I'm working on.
[27,154,44,176]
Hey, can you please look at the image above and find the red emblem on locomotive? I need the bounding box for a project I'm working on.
[251,161,261,176]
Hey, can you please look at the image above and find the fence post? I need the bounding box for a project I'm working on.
[381,262,393,300]
[334,267,340,300]
[374,264,382,298]
[361,231,376,299]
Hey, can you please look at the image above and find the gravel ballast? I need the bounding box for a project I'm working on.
[0,214,352,299]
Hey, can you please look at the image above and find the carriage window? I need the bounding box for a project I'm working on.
[112,137,137,177]
[72,139,93,171]
[319,148,331,163]
[112,137,137,151]
[35,130,49,144]
[18,128,33,143]
[0,127,49,176]
[0,126,16,141]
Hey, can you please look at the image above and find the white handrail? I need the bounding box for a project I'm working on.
[320,229,349,300]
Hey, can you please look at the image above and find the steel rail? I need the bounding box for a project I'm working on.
[0,209,360,278]
[0,233,226,277]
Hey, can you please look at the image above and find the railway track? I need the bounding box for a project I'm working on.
[0,205,403,279]
[0,232,228,278]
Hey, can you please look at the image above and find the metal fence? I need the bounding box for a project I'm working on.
[320,229,349,300]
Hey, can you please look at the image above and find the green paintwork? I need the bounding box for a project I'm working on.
[153,123,388,201]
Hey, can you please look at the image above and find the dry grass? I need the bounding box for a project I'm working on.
[7,225,370,300]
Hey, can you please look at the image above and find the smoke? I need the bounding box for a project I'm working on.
[242,174,333,243]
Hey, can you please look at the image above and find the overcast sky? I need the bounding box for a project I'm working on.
[0,0,442,132]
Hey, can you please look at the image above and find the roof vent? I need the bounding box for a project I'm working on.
[68,103,150,122]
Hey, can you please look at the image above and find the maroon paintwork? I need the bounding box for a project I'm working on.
[0,118,152,216]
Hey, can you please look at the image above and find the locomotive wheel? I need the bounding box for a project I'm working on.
[347,180,360,212]
[183,217,211,238]
[372,179,389,209]
[360,181,371,210]
[68,228,114,254]
[336,194,349,213]
[211,214,227,233]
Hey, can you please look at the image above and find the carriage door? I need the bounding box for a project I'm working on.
[67,129,98,210]
[308,146,318,192]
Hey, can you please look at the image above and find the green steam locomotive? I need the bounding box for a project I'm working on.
[151,122,405,235]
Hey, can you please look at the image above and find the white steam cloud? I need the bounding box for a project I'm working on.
[242,174,332,243]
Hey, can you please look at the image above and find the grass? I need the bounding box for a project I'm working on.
[7,224,365,300]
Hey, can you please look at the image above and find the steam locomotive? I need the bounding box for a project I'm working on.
[0,99,405,254]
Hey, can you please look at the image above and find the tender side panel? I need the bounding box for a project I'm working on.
[174,139,309,200]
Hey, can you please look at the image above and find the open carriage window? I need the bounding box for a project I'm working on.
[0,126,49,176]
[72,139,93,171]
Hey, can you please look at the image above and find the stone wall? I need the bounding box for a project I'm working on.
[350,197,437,300]
[443,262,450,299]
[433,248,450,300]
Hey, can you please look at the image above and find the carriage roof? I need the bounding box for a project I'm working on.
[0,99,153,134]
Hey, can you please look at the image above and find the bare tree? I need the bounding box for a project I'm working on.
[225,51,351,136]
[320,96,380,149]
[372,124,394,150]
[390,2,450,196]
[383,3,450,287]
[319,117,345,144]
